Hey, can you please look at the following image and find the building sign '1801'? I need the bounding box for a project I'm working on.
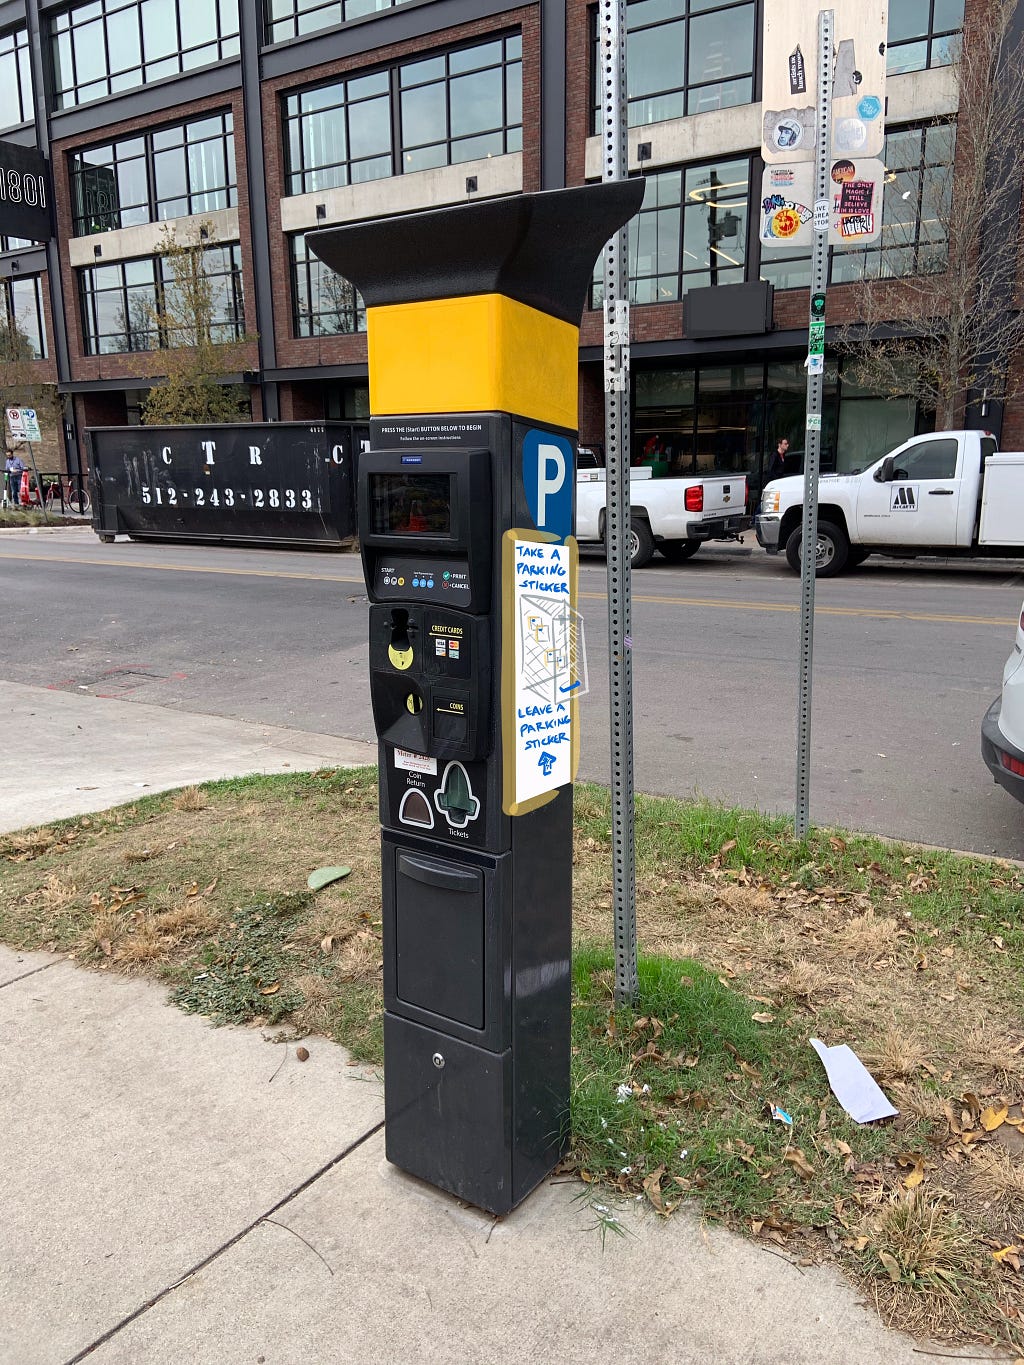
[0,138,52,242]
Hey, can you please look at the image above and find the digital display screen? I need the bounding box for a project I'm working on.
[370,473,452,536]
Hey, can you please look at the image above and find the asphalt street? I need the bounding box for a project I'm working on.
[1,527,1022,859]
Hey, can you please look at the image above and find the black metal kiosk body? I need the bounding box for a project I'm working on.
[309,182,643,1214]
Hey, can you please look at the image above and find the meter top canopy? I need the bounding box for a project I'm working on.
[306,181,645,328]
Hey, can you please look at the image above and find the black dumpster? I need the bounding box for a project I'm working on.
[87,422,367,547]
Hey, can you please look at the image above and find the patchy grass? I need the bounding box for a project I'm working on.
[2,772,1024,1350]
[0,507,85,528]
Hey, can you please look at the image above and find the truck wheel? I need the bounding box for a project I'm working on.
[659,538,701,563]
[628,518,655,569]
[784,519,849,577]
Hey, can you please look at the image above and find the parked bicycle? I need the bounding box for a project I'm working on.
[44,476,91,516]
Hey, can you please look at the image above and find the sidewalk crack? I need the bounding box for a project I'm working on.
[0,959,61,991]
[63,1118,385,1364]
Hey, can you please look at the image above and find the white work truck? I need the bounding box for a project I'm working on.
[755,430,1024,575]
[576,467,750,568]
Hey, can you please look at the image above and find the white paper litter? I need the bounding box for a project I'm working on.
[810,1037,899,1124]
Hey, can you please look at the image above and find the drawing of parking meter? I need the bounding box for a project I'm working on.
[308,181,644,1216]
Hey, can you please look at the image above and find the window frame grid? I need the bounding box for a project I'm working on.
[266,0,398,46]
[3,274,48,360]
[588,0,756,134]
[289,232,366,337]
[69,112,237,237]
[282,33,523,198]
[78,243,245,355]
[593,156,752,309]
[51,0,241,111]
[829,122,955,283]
[284,74,394,195]
[398,37,522,173]
[886,0,964,75]
[0,27,35,131]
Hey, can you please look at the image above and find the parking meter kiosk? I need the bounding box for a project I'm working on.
[309,182,643,1215]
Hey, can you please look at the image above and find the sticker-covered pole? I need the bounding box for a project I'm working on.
[795,8,833,839]
[598,0,638,1006]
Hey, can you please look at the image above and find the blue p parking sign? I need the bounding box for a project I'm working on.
[522,428,573,543]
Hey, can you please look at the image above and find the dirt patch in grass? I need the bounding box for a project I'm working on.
[3,773,1024,1351]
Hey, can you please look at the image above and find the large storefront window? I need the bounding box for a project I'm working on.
[52,0,241,110]
[590,0,754,129]
[3,276,48,359]
[78,244,244,354]
[887,0,963,74]
[631,360,921,494]
[283,35,522,195]
[70,113,237,235]
[290,233,365,335]
[832,124,954,282]
[0,28,34,130]
[595,158,750,306]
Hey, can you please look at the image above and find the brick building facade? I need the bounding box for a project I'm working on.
[0,0,1008,497]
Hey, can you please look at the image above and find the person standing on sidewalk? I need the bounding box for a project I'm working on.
[4,451,24,506]
[767,436,790,481]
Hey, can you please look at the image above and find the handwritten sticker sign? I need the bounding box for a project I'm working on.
[502,532,584,814]
[828,158,884,244]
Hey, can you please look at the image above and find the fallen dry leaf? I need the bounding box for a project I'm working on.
[751,1012,775,1024]
[897,1152,926,1189]
[878,1250,901,1282]
[982,1105,1009,1132]
[784,1147,815,1180]
[259,982,281,996]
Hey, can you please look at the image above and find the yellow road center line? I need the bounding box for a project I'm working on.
[0,551,1013,628]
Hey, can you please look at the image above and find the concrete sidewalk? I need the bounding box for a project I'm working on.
[1,944,935,1365]
[0,680,376,833]
[0,683,968,1364]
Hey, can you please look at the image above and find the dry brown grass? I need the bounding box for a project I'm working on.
[889,1081,948,1124]
[780,958,835,1006]
[959,1026,1024,1080]
[35,873,77,912]
[836,910,903,967]
[292,972,335,1035]
[173,786,208,812]
[864,1025,932,1082]
[860,1192,994,1341]
[967,1148,1024,1214]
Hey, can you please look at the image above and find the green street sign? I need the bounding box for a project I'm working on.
[810,292,826,320]
[809,321,825,345]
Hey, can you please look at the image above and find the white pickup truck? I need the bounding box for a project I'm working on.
[575,467,750,568]
[755,430,1024,576]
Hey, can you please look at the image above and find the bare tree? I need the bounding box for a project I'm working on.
[141,221,255,426]
[834,0,1024,428]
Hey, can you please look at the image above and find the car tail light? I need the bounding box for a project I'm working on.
[1000,750,1024,778]
[1019,606,1024,631]
[684,485,703,513]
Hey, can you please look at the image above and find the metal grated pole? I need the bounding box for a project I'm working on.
[598,0,638,1004]
[795,8,834,839]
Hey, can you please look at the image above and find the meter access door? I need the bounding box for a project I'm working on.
[309,182,644,1215]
